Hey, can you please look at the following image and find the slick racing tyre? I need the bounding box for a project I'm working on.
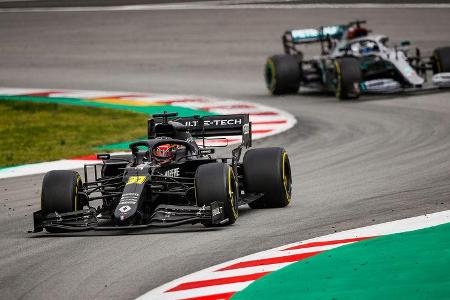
[265,54,301,95]
[334,57,362,100]
[195,163,239,226]
[41,170,83,232]
[432,47,450,73]
[243,147,292,208]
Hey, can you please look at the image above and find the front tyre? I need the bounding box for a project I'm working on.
[432,46,450,73]
[334,57,362,100]
[243,147,292,208]
[265,54,301,95]
[195,163,239,226]
[41,170,83,232]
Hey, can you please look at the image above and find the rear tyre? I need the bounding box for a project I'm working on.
[265,54,301,95]
[41,170,83,233]
[243,147,292,208]
[334,57,362,100]
[432,47,450,73]
[195,163,238,226]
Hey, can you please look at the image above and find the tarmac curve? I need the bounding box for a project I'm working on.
[0,5,450,300]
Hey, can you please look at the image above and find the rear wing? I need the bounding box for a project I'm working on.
[283,25,344,56]
[286,25,344,44]
[149,114,252,148]
[282,21,366,55]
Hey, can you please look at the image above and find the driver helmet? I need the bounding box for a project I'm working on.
[152,144,178,164]
[360,41,379,55]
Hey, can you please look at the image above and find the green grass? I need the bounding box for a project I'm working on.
[0,100,148,167]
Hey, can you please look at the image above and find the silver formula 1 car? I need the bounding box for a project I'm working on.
[265,20,450,100]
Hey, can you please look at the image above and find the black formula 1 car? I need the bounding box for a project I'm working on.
[32,112,292,232]
[265,20,450,100]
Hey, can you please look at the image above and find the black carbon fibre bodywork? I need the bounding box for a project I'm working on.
[32,113,262,232]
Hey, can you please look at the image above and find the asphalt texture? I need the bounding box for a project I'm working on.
[1,0,450,9]
[0,0,206,9]
[1,6,450,300]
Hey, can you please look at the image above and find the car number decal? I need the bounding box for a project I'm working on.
[126,176,146,185]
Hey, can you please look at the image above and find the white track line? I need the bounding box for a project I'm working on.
[1,2,450,13]
[184,263,292,281]
[138,210,450,300]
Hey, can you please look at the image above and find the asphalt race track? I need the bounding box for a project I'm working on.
[1,4,450,299]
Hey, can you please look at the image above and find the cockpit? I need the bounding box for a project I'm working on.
[348,39,381,55]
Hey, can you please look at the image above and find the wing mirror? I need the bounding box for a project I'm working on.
[198,137,229,148]
[97,153,111,160]
[199,148,215,155]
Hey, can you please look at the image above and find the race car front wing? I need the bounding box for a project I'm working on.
[32,202,226,232]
